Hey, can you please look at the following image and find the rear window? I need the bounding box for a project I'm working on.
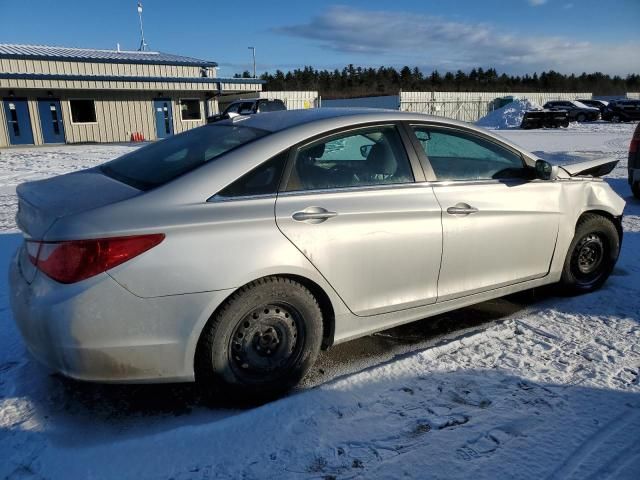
[101,124,269,190]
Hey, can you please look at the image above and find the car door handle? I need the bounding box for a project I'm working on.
[446,203,479,215]
[292,207,338,223]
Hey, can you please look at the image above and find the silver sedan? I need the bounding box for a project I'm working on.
[9,109,624,399]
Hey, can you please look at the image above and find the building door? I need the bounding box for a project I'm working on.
[37,99,65,144]
[153,99,173,139]
[3,99,34,145]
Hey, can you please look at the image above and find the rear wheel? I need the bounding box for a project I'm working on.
[611,114,621,123]
[195,277,323,401]
[559,214,620,294]
[576,113,586,122]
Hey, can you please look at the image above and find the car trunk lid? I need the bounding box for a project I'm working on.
[16,168,141,283]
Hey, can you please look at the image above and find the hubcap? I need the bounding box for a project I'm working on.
[230,304,299,377]
[572,232,606,284]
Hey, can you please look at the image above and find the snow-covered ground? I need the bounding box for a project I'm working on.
[1,123,639,479]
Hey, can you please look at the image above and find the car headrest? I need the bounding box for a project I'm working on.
[366,142,396,176]
[305,142,326,160]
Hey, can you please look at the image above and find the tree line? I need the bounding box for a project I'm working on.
[233,65,640,98]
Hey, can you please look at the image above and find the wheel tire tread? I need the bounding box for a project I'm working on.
[559,213,620,295]
[195,276,322,402]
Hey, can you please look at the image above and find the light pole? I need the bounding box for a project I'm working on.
[248,46,256,78]
[137,2,148,51]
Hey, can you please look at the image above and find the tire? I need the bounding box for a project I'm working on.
[576,113,586,122]
[611,115,621,123]
[562,120,570,128]
[195,276,323,402]
[632,181,640,200]
[559,214,620,294]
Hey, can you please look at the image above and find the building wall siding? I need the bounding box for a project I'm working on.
[0,89,211,146]
[0,101,8,146]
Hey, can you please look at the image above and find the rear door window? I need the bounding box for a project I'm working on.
[101,124,269,190]
[286,125,414,191]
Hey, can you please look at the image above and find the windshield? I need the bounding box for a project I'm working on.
[101,124,269,190]
[571,101,591,109]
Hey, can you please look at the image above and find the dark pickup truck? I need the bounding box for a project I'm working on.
[521,109,570,129]
[542,100,600,122]
[603,100,640,122]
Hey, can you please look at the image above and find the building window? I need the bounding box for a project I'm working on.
[180,99,201,121]
[69,100,97,123]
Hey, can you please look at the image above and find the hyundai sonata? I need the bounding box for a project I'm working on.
[9,108,624,399]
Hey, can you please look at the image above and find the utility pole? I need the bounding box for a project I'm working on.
[137,2,148,51]
[248,46,256,78]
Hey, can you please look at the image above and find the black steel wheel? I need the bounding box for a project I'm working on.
[570,232,606,287]
[577,113,586,122]
[195,277,323,401]
[560,214,620,294]
[228,303,303,382]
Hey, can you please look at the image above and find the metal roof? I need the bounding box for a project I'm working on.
[0,43,217,67]
[0,72,265,85]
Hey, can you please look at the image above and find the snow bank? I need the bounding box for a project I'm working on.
[476,98,541,129]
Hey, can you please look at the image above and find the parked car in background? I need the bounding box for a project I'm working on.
[521,109,569,129]
[207,98,286,123]
[542,100,600,122]
[10,109,624,400]
[629,122,640,199]
[602,100,640,122]
[577,99,609,114]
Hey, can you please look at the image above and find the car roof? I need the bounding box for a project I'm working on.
[217,107,479,133]
[229,98,283,104]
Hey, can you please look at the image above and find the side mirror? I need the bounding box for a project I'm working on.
[535,159,558,180]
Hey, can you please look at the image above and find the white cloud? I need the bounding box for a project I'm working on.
[528,0,548,6]
[274,6,639,75]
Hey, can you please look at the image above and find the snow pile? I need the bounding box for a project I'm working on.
[476,98,541,129]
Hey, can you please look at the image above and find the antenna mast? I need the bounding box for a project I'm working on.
[137,2,148,51]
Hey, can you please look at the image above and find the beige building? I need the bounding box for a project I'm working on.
[0,43,264,147]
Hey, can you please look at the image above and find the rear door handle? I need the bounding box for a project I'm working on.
[446,203,479,215]
[292,207,338,223]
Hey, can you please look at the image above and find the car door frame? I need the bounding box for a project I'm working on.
[273,120,447,316]
[402,121,561,301]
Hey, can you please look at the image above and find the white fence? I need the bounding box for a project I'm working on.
[216,90,320,113]
[399,91,592,122]
[626,92,640,100]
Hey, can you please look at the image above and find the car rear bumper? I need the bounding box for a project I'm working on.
[9,248,232,383]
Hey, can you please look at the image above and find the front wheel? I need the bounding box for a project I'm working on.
[576,113,586,122]
[559,214,620,294]
[195,277,323,401]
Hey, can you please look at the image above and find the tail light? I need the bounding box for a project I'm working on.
[27,234,165,284]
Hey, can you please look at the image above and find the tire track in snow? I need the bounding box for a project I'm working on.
[546,406,640,480]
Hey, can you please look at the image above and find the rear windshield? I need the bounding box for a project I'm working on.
[101,124,269,190]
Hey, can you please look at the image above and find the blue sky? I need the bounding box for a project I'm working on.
[2,0,639,75]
